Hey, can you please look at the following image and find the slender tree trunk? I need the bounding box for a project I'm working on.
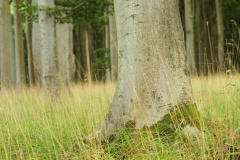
[216,0,224,72]
[0,0,12,87]
[105,19,111,82]
[202,0,209,75]
[26,0,35,85]
[85,29,92,84]
[66,24,75,84]
[196,0,204,75]
[109,12,118,81]
[56,23,75,85]
[184,0,195,75]
[14,0,26,88]
[10,14,16,86]
[32,0,42,84]
[74,27,83,82]
[39,0,59,101]
[97,0,198,138]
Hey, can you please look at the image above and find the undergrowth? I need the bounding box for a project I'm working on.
[0,75,239,159]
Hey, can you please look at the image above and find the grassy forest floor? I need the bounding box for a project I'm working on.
[0,75,240,159]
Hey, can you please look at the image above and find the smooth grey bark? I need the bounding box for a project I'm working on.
[184,0,195,75]
[32,0,42,84]
[0,0,12,87]
[105,18,111,82]
[39,0,59,100]
[0,1,2,80]
[26,0,34,85]
[85,29,92,84]
[216,0,225,72]
[196,0,204,74]
[97,0,196,138]
[56,23,75,85]
[109,13,118,81]
[14,0,26,88]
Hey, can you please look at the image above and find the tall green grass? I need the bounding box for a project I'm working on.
[0,75,239,159]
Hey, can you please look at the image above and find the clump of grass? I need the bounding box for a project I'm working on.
[0,76,239,159]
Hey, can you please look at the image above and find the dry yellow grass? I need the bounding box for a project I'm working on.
[0,75,239,159]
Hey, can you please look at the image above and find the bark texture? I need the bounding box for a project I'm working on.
[39,0,59,100]
[109,13,118,81]
[56,23,75,85]
[14,0,26,88]
[216,0,224,72]
[184,0,195,75]
[32,0,42,84]
[0,0,12,87]
[98,0,196,138]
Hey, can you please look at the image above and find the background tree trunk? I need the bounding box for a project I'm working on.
[56,23,75,85]
[109,12,118,81]
[39,0,59,101]
[14,0,26,88]
[216,0,225,72]
[196,0,205,75]
[98,0,197,138]
[32,0,42,85]
[184,0,196,75]
[105,19,111,82]
[0,0,12,88]
[26,0,35,85]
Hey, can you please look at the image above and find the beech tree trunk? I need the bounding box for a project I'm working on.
[105,19,111,82]
[216,0,224,72]
[97,0,198,138]
[196,0,204,74]
[56,23,75,85]
[184,0,195,75]
[109,12,118,81]
[14,0,26,88]
[32,0,42,84]
[26,0,34,85]
[0,0,12,87]
[0,1,2,80]
[39,0,59,100]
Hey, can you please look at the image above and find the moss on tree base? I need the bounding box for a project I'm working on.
[125,103,201,135]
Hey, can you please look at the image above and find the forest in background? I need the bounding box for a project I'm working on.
[0,1,240,159]
[0,0,240,88]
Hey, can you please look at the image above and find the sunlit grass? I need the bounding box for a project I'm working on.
[0,75,239,159]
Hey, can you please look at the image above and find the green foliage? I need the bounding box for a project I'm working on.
[20,0,113,26]
[222,0,240,39]
[93,48,111,72]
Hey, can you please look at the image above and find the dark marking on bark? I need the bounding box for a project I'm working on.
[184,69,190,77]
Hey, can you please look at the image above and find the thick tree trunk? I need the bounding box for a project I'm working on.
[32,0,42,85]
[184,0,195,75]
[97,0,197,138]
[0,1,2,81]
[39,0,59,101]
[109,13,118,81]
[14,0,26,88]
[0,0,12,87]
[215,0,224,72]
